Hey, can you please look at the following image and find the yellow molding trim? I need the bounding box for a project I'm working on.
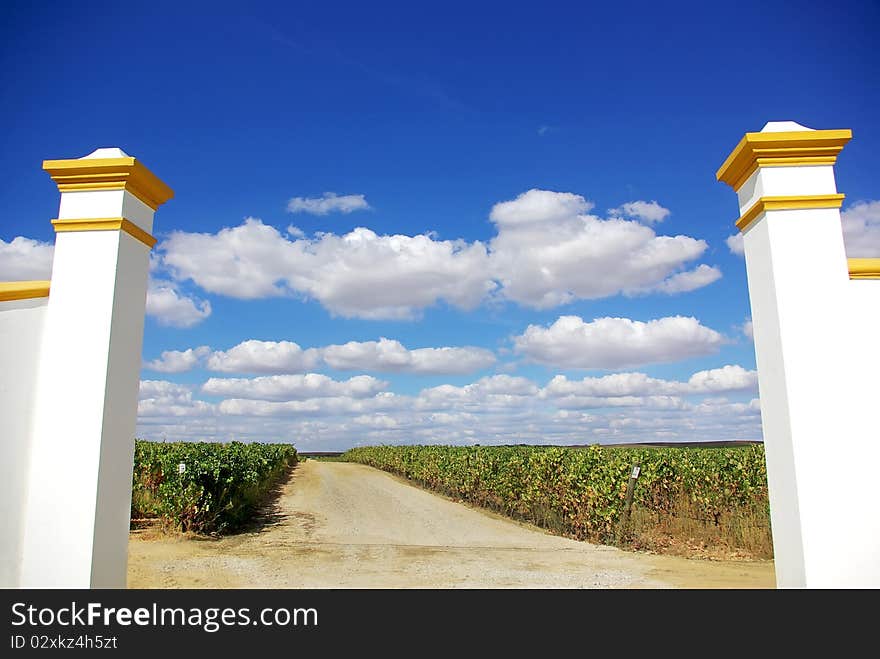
[735,194,846,232]
[729,156,840,192]
[43,156,174,211]
[848,258,880,280]
[717,129,852,191]
[0,280,51,302]
[51,217,158,248]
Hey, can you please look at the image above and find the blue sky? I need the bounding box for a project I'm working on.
[2,0,878,449]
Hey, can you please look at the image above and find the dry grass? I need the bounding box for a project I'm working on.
[622,496,773,560]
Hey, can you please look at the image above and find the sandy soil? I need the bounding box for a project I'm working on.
[127,461,775,589]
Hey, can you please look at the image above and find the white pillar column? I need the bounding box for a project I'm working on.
[717,122,880,588]
[19,148,173,588]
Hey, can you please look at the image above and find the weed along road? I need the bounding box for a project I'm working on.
[127,461,775,588]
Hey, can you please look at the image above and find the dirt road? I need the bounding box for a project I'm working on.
[127,461,775,588]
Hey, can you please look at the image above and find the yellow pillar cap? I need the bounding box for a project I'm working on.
[43,147,174,211]
[717,124,852,191]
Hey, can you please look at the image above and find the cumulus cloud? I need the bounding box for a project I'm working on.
[217,391,403,417]
[841,200,880,257]
[206,339,321,374]
[513,315,725,369]
[287,192,371,215]
[138,380,214,417]
[544,365,757,399]
[551,394,688,410]
[159,219,298,299]
[648,264,722,294]
[146,337,497,376]
[488,190,718,308]
[742,319,753,340]
[202,373,388,401]
[415,375,541,412]
[139,379,192,401]
[321,337,496,374]
[685,365,758,392]
[144,346,211,373]
[136,367,763,449]
[145,280,211,328]
[609,200,671,224]
[0,236,54,280]
[726,233,745,256]
[692,397,761,416]
[159,218,494,320]
[544,372,685,397]
[353,414,400,428]
[489,189,593,227]
[155,190,718,319]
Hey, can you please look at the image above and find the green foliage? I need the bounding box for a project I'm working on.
[342,444,769,546]
[132,440,297,534]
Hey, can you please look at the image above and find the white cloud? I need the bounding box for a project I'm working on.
[137,367,763,449]
[841,200,880,257]
[0,236,54,280]
[649,264,722,294]
[279,224,494,318]
[415,375,540,412]
[155,190,719,319]
[159,218,494,320]
[551,394,688,410]
[144,346,211,373]
[488,190,719,308]
[543,365,757,399]
[217,391,403,417]
[138,380,215,417]
[685,365,758,392]
[692,397,761,417]
[139,379,192,402]
[742,319,753,340]
[544,372,684,397]
[148,337,497,376]
[513,315,725,369]
[489,189,593,227]
[320,339,414,371]
[145,280,211,328]
[467,375,538,397]
[217,398,339,417]
[202,373,388,401]
[353,414,400,428]
[287,192,371,215]
[609,200,671,224]
[4,188,722,327]
[159,219,297,299]
[726,233,744,256]
[321,337,496,374]
[206,339,321,374]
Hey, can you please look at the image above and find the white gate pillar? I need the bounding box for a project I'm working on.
[19,148,172,588]
[717,122,880,588]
